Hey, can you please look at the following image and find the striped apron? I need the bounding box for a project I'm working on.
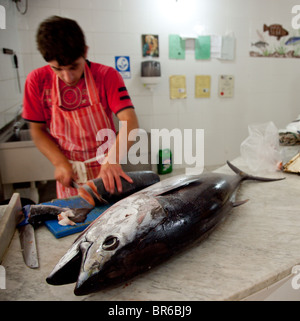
[50,62,113,198]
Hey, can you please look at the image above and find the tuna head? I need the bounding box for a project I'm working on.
[46,193,167,296]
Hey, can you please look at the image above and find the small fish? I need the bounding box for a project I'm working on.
[285,37,300,46]
[263,24,289,40]
[28,205,92,228]
[251,41,269,49]
[46,161,285,296]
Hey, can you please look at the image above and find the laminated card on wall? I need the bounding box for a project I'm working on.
[218,75,234,98]
[142,34,159,57]
[115,56,131,79]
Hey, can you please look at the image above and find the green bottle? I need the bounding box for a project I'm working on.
[157,149,172,174]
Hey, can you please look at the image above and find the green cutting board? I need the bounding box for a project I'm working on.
[42,196,114,238]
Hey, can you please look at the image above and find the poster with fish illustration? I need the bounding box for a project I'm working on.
[250,23,300,58]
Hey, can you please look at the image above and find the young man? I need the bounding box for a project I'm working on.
[22,16,139,198]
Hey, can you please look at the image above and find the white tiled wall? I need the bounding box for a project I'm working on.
[1,0,300,167]
[0,0,23,128]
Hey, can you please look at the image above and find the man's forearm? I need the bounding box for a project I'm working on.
[106,109,139,165]
[29,123,69,167]
[30,122,74,186]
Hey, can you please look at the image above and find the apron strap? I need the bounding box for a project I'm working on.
[84,62,100,106]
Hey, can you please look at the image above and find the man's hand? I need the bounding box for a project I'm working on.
[30,122,76,187]
[98,162,133,194]
[97,108,138,194]
[54,161,74,187]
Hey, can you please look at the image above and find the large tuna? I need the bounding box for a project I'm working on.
[46,161,284,295]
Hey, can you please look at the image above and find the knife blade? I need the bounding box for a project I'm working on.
[17,205,39,269]
[71,179,108,206]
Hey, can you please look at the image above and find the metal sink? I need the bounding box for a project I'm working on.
[0,119,54,188]
[0,120,31,143]
[5,129,31,142]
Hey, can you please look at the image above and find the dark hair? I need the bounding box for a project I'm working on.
[36,16,86,66]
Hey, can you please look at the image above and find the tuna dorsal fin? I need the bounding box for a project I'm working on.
[232,199,249,207]
[226,161,285,182]
[154,176,201,197]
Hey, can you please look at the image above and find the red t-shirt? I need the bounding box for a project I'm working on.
[22,61,134,130]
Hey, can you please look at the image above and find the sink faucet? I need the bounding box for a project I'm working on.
[13,105,23,139]
[13,121,21,139]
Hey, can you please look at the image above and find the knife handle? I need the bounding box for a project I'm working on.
[13,54,18,68]
[17,204,31,227]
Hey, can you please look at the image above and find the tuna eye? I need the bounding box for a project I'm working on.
[102,236,119,251]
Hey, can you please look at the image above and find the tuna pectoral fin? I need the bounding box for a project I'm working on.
[227,161,285,182]
[232,199,249,207]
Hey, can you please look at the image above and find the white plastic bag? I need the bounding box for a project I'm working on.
[240,121,282,173]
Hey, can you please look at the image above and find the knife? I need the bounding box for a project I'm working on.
[17,205,39,269]
[13,54,21,93]
[71,179,108,206]
[2,49,21,93]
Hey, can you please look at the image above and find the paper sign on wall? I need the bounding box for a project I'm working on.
[195,75,211,98]
[218,75,234,98]
[169,75,187,99]
[169,34,186,59]
[221,35,235,60]
[210,35,222,59]
[195,36,211,60]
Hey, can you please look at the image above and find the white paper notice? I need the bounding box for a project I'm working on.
[218,75,234,98]
[221,36,235,60]
[210,35,222,58]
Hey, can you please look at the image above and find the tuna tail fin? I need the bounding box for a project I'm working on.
[226,161,285,182]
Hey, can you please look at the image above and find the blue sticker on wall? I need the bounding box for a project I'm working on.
[115,56,131,79]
